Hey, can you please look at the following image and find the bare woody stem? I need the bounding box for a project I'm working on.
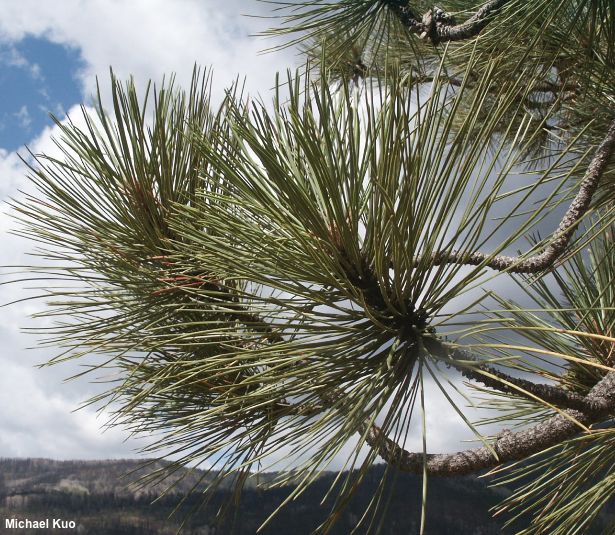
[382,0,509,45]
[417,116,615,274]
[452,352,597,411]
[415,74,571,96]
[424,339,606,413]
[360,370,615,477]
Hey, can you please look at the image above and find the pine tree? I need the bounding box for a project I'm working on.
[12,1,615,533]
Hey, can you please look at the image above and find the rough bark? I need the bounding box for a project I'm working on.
[361,370,615,476]
[383,0,509,45]
[438,343,608,413]
[281,338,615,478]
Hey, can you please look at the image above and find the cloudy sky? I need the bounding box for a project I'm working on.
[0,0,503,465]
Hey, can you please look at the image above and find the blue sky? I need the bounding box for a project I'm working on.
[0,37,84,151]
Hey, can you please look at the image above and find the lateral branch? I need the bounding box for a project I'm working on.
[424,339,607,413]
[416,116,615,274]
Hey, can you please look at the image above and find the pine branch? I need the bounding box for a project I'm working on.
[453,354,596,411]
[414,75,570,95]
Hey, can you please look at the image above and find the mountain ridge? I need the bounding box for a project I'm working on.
[0,457,576,534]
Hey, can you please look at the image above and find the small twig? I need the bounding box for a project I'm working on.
[416,116,615,273]
[383,0,509,45]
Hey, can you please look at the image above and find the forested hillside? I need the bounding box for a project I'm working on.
[0,458,518,534]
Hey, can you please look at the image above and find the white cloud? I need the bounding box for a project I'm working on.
[0,44,42,79]
[0,357,140,459]
[14,106,32,129]
[0,0,298,106]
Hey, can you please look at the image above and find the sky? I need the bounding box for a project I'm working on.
[0,0,512,466]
